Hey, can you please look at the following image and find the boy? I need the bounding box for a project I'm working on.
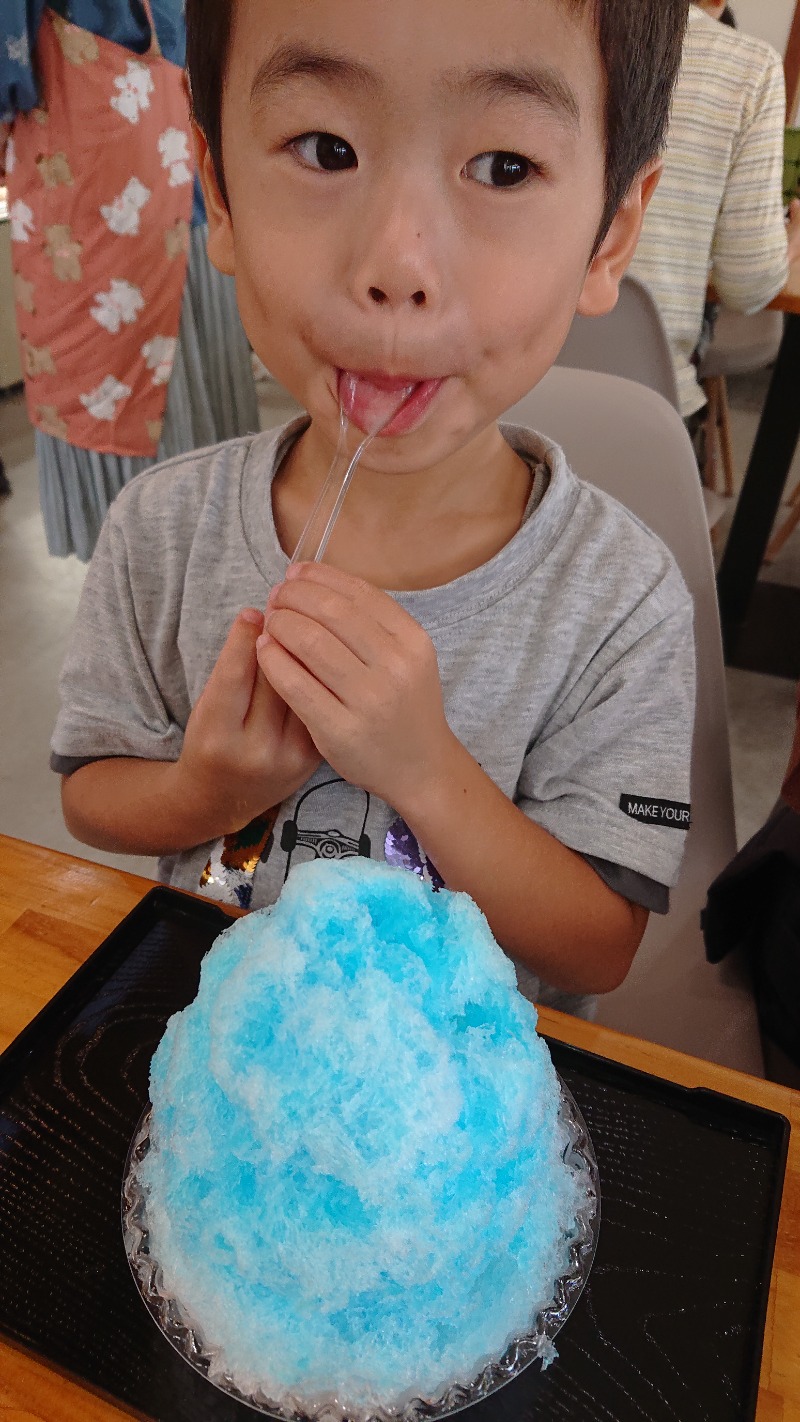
[52,0,695,1016]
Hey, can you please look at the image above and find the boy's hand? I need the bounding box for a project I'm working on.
[177,608,321,836]
[256,563,455,813]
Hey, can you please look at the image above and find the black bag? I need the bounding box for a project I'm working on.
[702,801,800,1068]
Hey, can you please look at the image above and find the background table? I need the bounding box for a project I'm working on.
[1,833,798,1422]
[716,257,800,675]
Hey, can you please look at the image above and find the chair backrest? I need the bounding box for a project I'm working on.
[556,274,681,412]
[503,367,763,1075]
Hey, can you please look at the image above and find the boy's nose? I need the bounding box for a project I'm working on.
[354,251,438,312]
[348,179,445,314]
[368,285,427,308]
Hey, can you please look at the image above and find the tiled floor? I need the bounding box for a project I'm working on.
[1,373,798,1075]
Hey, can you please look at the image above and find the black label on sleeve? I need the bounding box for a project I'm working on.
[619,794,691,830]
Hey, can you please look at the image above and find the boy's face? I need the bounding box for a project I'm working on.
[201,0,655,471]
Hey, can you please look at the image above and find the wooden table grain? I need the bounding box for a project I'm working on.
[1,833,798,1422]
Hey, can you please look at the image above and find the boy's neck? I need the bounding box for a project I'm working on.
[271,420,534,592]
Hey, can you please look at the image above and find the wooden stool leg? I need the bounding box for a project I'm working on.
[765,480,800,562]
[717,376,735,498]
[702,378,719,492]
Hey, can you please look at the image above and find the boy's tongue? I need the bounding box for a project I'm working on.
[339,370,417,434]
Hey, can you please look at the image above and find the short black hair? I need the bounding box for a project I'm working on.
[186,0,689,243]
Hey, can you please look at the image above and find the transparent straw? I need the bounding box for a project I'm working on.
[289,380,414,566]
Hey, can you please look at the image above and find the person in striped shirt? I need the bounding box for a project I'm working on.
[630,0,800,419]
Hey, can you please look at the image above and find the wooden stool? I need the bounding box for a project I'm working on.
[698,307,785,500]
[701,373,735,497]
[765,480,800,562]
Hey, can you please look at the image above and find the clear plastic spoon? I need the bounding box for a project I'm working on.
[289,379,414,566]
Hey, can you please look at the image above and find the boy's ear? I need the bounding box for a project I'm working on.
[192,119,236,277]
[576,161,662,317]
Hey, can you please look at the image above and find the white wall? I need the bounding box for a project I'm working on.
[733,0,793,56]
[732,0,799,120]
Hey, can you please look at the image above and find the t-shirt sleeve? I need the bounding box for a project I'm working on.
[50,511,187,773]
[581,855,669,914]
[515,599,695,890]
[710,50,789,314]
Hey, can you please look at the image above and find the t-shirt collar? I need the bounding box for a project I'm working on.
[239,418,580,627]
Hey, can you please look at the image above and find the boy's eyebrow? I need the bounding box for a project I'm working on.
[444,63,581,130]
[248,43,581,132]
[250,41,379,105]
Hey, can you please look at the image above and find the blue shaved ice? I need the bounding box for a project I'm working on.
[141,859,586,1415]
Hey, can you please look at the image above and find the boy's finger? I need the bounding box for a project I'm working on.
[204,609,263,721]
[285,561,377,603]
[257,635,343,738]
[263,608,366,697]
[273,569,407,649]
[245,653,287,732]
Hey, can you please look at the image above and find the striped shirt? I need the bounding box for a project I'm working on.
[629,5,789,416]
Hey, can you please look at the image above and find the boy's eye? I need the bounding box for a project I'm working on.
[291,132,358,172]
[465,152,534,188]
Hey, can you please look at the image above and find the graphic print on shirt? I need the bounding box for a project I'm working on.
[199,807,281,910]
[164,219,190,259]
[111,60,154,123]
[91,279,145,333]
[157,127,192,186]
[79,375,131,421]
[35,151,74,188]
[9,198,33,242]
[279,778,372,883]
[384,816,445,889]
[141,335,177,385]
[51,15,99,66]
[44,224,83,281]
[619,794,691,829]
[100,177,151,236]
[22,339,55,377]
[196,779,373,907]
[6,32,29,68]
[36,405,68,439]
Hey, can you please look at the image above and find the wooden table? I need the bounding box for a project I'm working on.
[1,833,798,1422]
[716,256,800,664]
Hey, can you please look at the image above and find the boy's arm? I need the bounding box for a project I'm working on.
[62,758,216,856]
[62,609,321,855]
[386,741,648,994]
[258,563,688,996]
[710,50,790,313]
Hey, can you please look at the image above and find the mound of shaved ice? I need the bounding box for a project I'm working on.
[141,859,586,1415]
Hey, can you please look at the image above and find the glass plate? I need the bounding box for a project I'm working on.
[121,1077,599,1422]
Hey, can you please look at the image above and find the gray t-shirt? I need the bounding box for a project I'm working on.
[52,419,695,1014]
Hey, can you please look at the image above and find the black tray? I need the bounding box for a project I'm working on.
[0,887,790,1422]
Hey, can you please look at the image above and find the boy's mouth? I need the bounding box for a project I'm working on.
[338,369,444,437]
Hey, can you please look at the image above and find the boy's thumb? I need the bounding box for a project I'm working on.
[206,608,264,717]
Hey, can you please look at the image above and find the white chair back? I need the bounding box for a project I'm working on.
[557,275,681,411]
[503,367,763,1075]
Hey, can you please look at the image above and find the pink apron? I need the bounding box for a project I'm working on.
[7,3,192,456]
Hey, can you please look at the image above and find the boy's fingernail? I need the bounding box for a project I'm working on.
[285,563,303,579]
[256,633,270,651]
[240,607,263,625]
